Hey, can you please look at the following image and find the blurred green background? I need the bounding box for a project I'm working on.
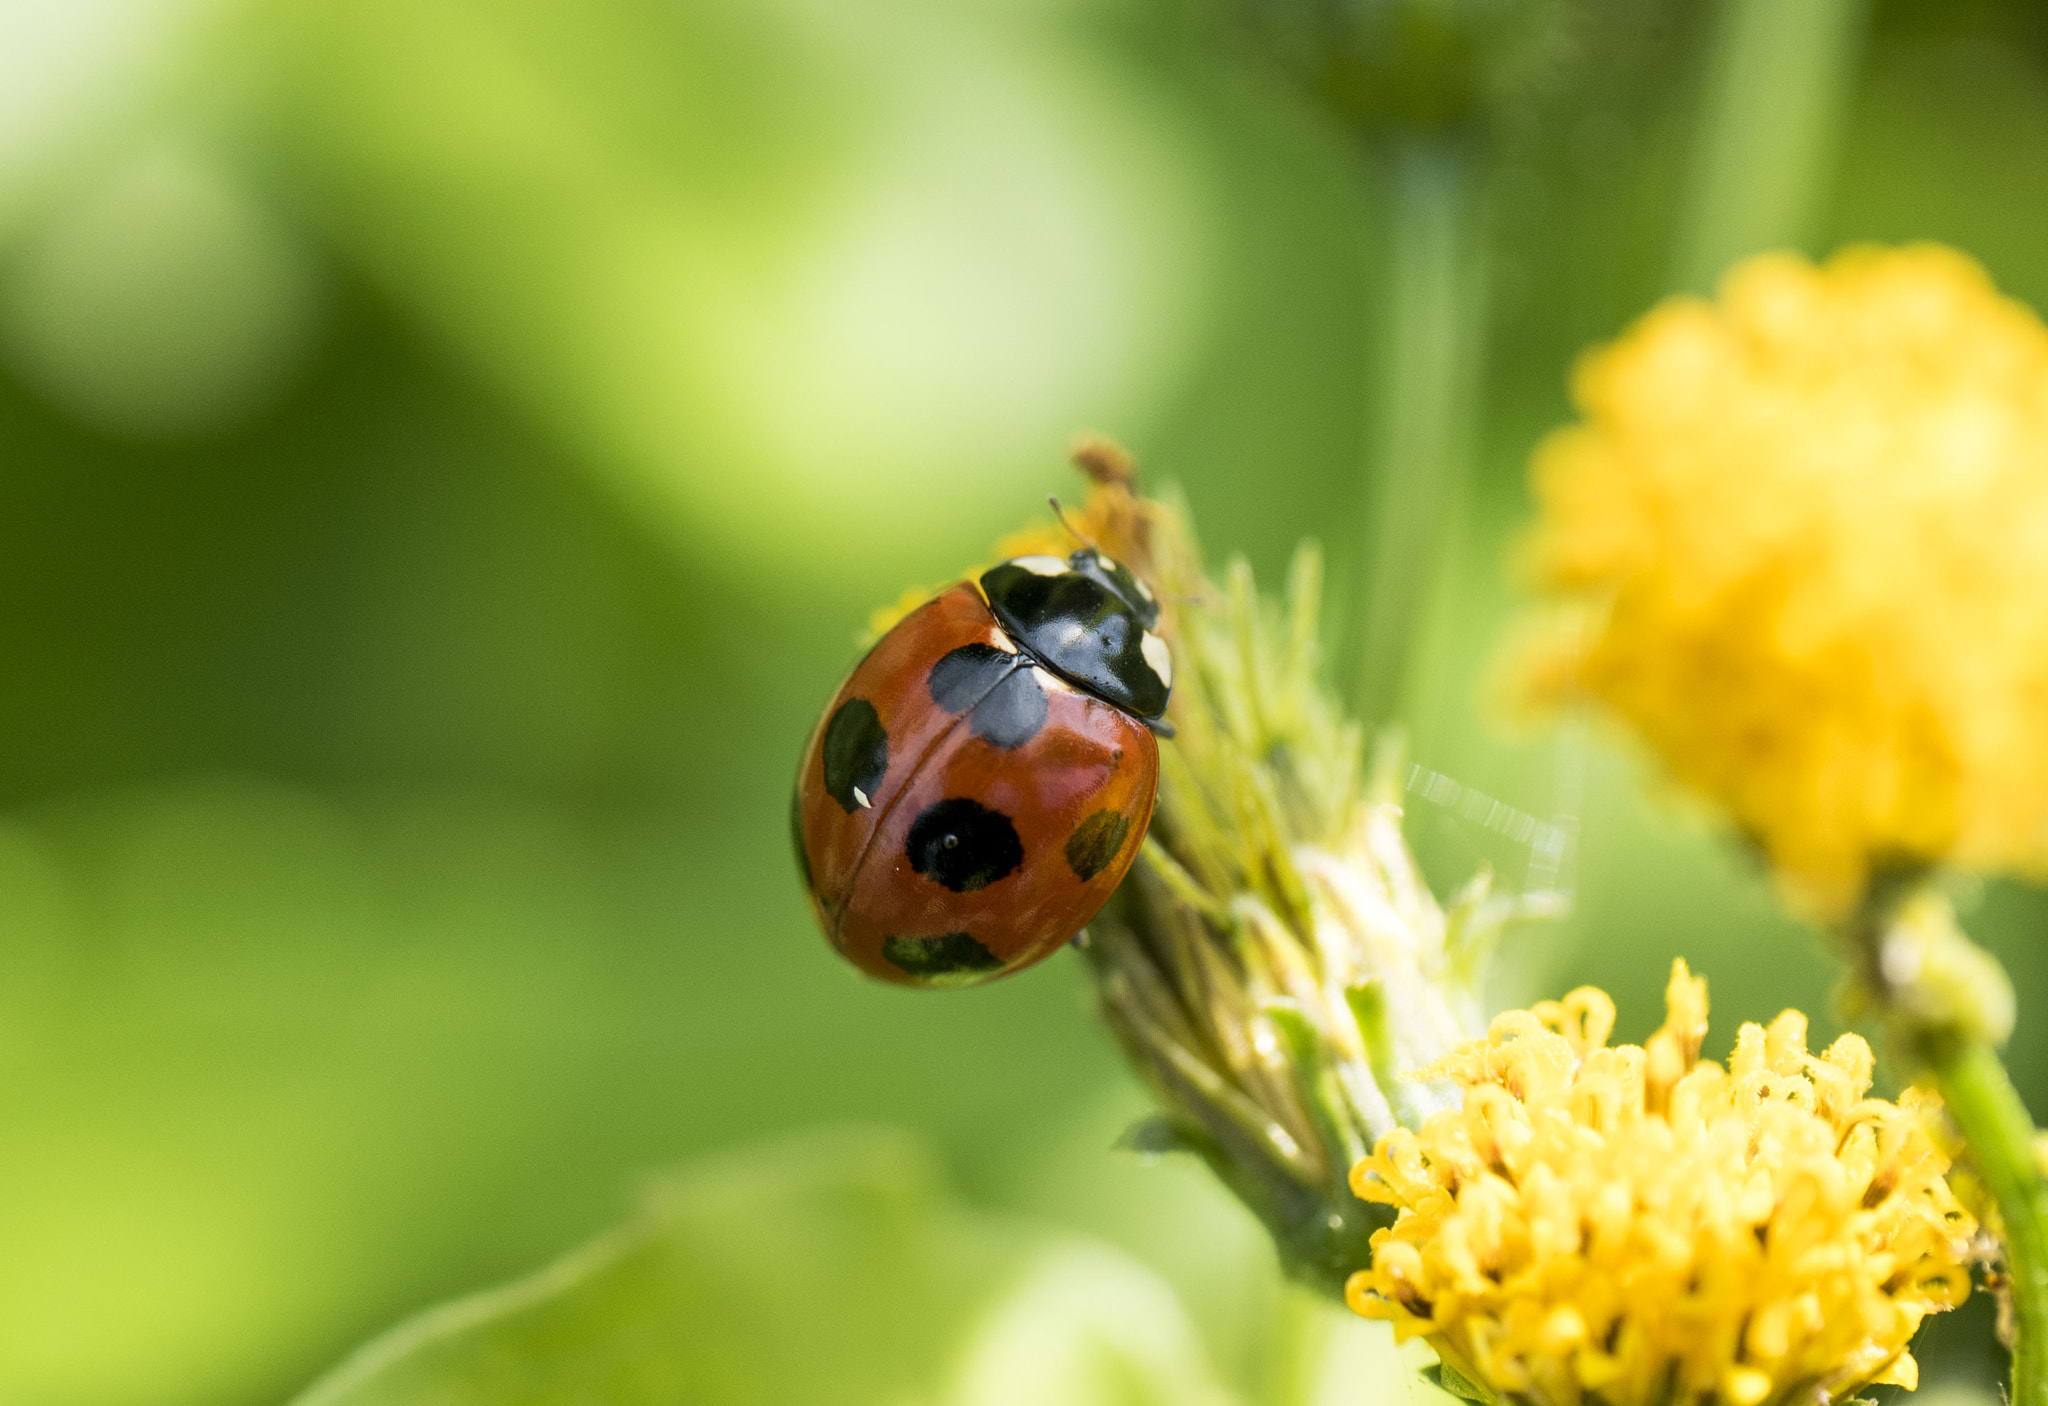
[2,0,2046,1402]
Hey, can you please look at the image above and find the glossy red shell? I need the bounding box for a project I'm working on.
[793,583,1159,987]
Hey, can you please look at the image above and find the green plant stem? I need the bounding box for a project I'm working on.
[1350,135,1485,728]
[1669,0,1868,292]
[1932,1040,2048,1406]
[1846,881,2046,1406]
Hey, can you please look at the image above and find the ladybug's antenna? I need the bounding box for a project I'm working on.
[1048,495,1097,552]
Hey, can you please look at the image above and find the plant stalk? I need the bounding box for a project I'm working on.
[1932,1039,2048,1406]
[1669,0,1868,292]
[1350,135,1486,728]
[1845,880,2046,1406]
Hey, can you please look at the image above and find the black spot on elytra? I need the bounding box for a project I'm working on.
[790,791,812,892]
[927,643,1014,711]
[928,646,1046,749]
[970,668,1047,748]
[906,798,1023,892]
[1065,809,1132,882]
[821,698,887,813]
[882,932,1004,981]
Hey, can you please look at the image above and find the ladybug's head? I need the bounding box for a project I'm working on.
[1060,546,1160,629]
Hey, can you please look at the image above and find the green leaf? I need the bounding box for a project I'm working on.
[1002,1091,1443,1406]
[1423,1360,1497,1404]
[1115,1113,1205,1159]
[292,1129,1241,1406]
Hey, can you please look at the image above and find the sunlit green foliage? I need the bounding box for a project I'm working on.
[0,1,2046,1404]
[291,1129,1436,1406]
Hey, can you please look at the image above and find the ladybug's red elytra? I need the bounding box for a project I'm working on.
[793,545,1173,988]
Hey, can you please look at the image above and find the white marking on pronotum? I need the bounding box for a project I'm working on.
[1012,555,1067,576]
[853,786,872,809]
[1132,575,1155,602]
[1096,554,1120,574]
[1140,631,1172,689]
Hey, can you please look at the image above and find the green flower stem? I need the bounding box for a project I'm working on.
[1669,0,1868,292]
[1350,135,1486,727]
[1933,1039,2048,1406]
[1085,526,1513,1299]
[1845,881,2045,1406]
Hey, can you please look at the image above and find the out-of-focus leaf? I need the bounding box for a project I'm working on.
[947,1242,1239,1406]
[0,137,322,436]
[292,1129,1241,1406]
[0,0,203,219]
[227,0,1209,597]
[0,776,1125,1406]
[1002,1086,1445,1406]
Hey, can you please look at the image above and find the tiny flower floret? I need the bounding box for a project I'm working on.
[1347,961,1975,1406]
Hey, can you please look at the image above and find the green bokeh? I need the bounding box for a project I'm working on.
[290,1128,1416,1406]
[0,0,2042,1402]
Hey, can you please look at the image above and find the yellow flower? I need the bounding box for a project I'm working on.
[1347,961,1976,1406]
[1517,244,2048,914]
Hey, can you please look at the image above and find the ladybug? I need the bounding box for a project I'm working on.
[792,545,1172,987]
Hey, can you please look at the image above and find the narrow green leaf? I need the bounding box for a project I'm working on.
[292,1130,1025,1406]
[291,1129,1246,1406]
[1423,1359,1496,1404]
[1117,1114,1203,1159]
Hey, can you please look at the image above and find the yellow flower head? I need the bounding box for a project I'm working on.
[1517,244,2048,913]
[1347,961,1976,1406]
